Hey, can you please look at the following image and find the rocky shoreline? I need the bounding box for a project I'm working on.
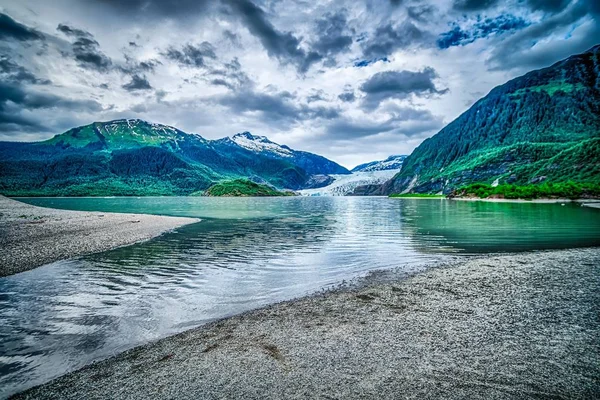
[0,196,199,277]
[14,248,600,399]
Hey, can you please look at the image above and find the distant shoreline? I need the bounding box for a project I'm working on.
[450,197,600,205]
[389,195,600,207]
[0,196,199,277]
[15,248,600,399]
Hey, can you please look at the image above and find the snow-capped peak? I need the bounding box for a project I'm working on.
[231,131,293,157]
[351,155,407,172]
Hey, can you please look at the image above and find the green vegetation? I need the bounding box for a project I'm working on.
[387,45,600,194]
[0,120,328,196]
[509,80,585,97]
[44,119,184,149]
[452,182,600,200]
[202,179,295,197]
[389,193,445,198]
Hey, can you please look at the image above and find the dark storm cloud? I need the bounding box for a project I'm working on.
[92,0,213,19]
[407,4,437,22]
[164,42,217,68]
[354,57,389,68]
[525,0,571,13]
[360,68,448,109]
[0,81,103,133]
[72,37,113,71]
[122,75,152,91]
[0,13,44,41]
[475,15,530,36]
[488,0,598,70]
[217,90,299,122]
[0,82,103,112]
[224,0,322,73]
[120,56,161,76]
[306,90,327,103]
[223,30,241,46]
[338,91,356,102]
[437,27,469,49]
[137,60,160,72]
[57,23,92,38]
[207,58,252,90]
[325,106,443,140]
[361,21,428,60]
[452,0,498,12]
[438,14,530,49]
[311,11,354,60]
[0,112,47,132]
[57,24,113,72]
[0,57,50,85]
[210,79,230,88]
[216,88,338,125]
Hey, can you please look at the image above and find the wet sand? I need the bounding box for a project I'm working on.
[0,196,199,277]
[14,248,600,399]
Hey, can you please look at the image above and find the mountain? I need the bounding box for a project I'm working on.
[0,119,348,196]
[384,45,600,195]
[222,132,350,176]
[351,155,407,172]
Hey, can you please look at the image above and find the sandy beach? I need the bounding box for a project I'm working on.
[0,196,199,277]
[14,247,600,399]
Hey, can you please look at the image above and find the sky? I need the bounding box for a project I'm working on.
[0,0,598,168]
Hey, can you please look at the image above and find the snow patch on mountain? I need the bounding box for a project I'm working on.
[352,155,407,172]
[231,132,293,158]
[299,169,399,196]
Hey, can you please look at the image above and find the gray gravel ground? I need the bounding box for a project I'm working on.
[14,248,600,399]
[0,196,199,277]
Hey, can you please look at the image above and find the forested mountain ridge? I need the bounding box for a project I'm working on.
[0,120,347,196]
[384,44,600,194]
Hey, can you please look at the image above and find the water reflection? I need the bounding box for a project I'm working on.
[2,197,599,398]
[399,200,600,252]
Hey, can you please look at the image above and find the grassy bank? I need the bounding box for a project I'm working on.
[199,179,294,197]
[389,193,445,199]
[452,182,600,200]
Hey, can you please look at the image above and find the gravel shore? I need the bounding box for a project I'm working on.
[15,248,600,399]
[0,196,199,277]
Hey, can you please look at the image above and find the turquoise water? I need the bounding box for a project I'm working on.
[1,197,599,397]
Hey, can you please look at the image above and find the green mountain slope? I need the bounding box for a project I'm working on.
[384,45,600,194]
[0,119,347,196]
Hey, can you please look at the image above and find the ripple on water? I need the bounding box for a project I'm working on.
[1,197,600,398]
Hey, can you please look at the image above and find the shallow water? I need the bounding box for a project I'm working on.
[1,197,599,397]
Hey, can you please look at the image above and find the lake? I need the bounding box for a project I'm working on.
[1,197,599,397]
